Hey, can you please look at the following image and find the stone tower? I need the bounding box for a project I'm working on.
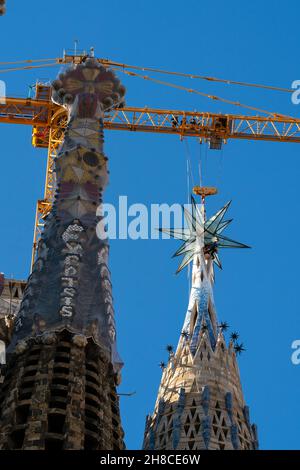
[143,194,258,450]
[0,58,126,450]
[0,1,5,16]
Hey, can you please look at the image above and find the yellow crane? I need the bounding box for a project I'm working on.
[0,52,299,270]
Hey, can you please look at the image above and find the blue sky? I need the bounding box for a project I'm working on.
[1,0,300,449]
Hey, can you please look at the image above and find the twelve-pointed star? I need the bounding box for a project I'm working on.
[160,196,250,273]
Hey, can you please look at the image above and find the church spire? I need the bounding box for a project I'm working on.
[0,59,126,450]
[161,187,249,355]
[143,188,258,451]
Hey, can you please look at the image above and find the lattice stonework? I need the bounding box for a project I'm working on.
[143,344,258,451]
[0,59,126,449]
[0,331,123,449]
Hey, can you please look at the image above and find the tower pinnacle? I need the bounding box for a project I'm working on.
[0,59,126,450]
[143,193,258,450]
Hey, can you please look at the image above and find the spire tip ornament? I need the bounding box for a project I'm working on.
[160,192,250,273]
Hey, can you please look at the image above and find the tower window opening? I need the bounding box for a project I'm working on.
[1,381,9,393]
[26,358,39,367]
[49,400,67,410]
[50,387,68,399]
[188,440,195,450]
[85,373,99,386]
[45,438,63,450]
[53,366,69,375]
[52,377,69,387]
[20,380,35,390]
[84,434,98,450]
[112,417,119,427]
[85,409,99,421]
[85,397,99,409]
[19,380,35,400]
[15,404,30,425]
[213,425,218,434]
[28,347,41,356]
[110,393,117,402]
[111,403,119,415]
[23,369,37,378]
[6,358,16,372]
[59,330,73,343]
[190,305,198,336]
[48,413,65,434]
[54,355,70,364]
[18,391,31,400]
[0,395,4,410]
[85,420,99,434]
[9,429,25,449]
[56,346,70,354]
[86,363,98,374]
[86,385,99,397]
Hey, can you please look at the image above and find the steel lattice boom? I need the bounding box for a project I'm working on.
[1,82,300,269]
[1,94,300,143]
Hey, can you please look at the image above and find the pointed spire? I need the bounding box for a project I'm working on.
[143,191,258,451]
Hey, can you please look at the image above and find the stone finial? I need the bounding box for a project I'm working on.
[201,385,210,415]
[72,334,88,348]
[52,58,126,118]
[40,332,57,345]
[15,340,28,355]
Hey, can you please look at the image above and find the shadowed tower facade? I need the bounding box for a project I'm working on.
[0,1,5,16]
[143,193,258,450]
[0,58,126,450]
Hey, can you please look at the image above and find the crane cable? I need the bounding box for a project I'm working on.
[0,63,59,73]
[101,58,293,94]
[114,67,293,118]
[0,56,294,94]
[0,57,294,117]
[0,58,56,66]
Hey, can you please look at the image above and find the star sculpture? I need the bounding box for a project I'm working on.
[160,195,249,273]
